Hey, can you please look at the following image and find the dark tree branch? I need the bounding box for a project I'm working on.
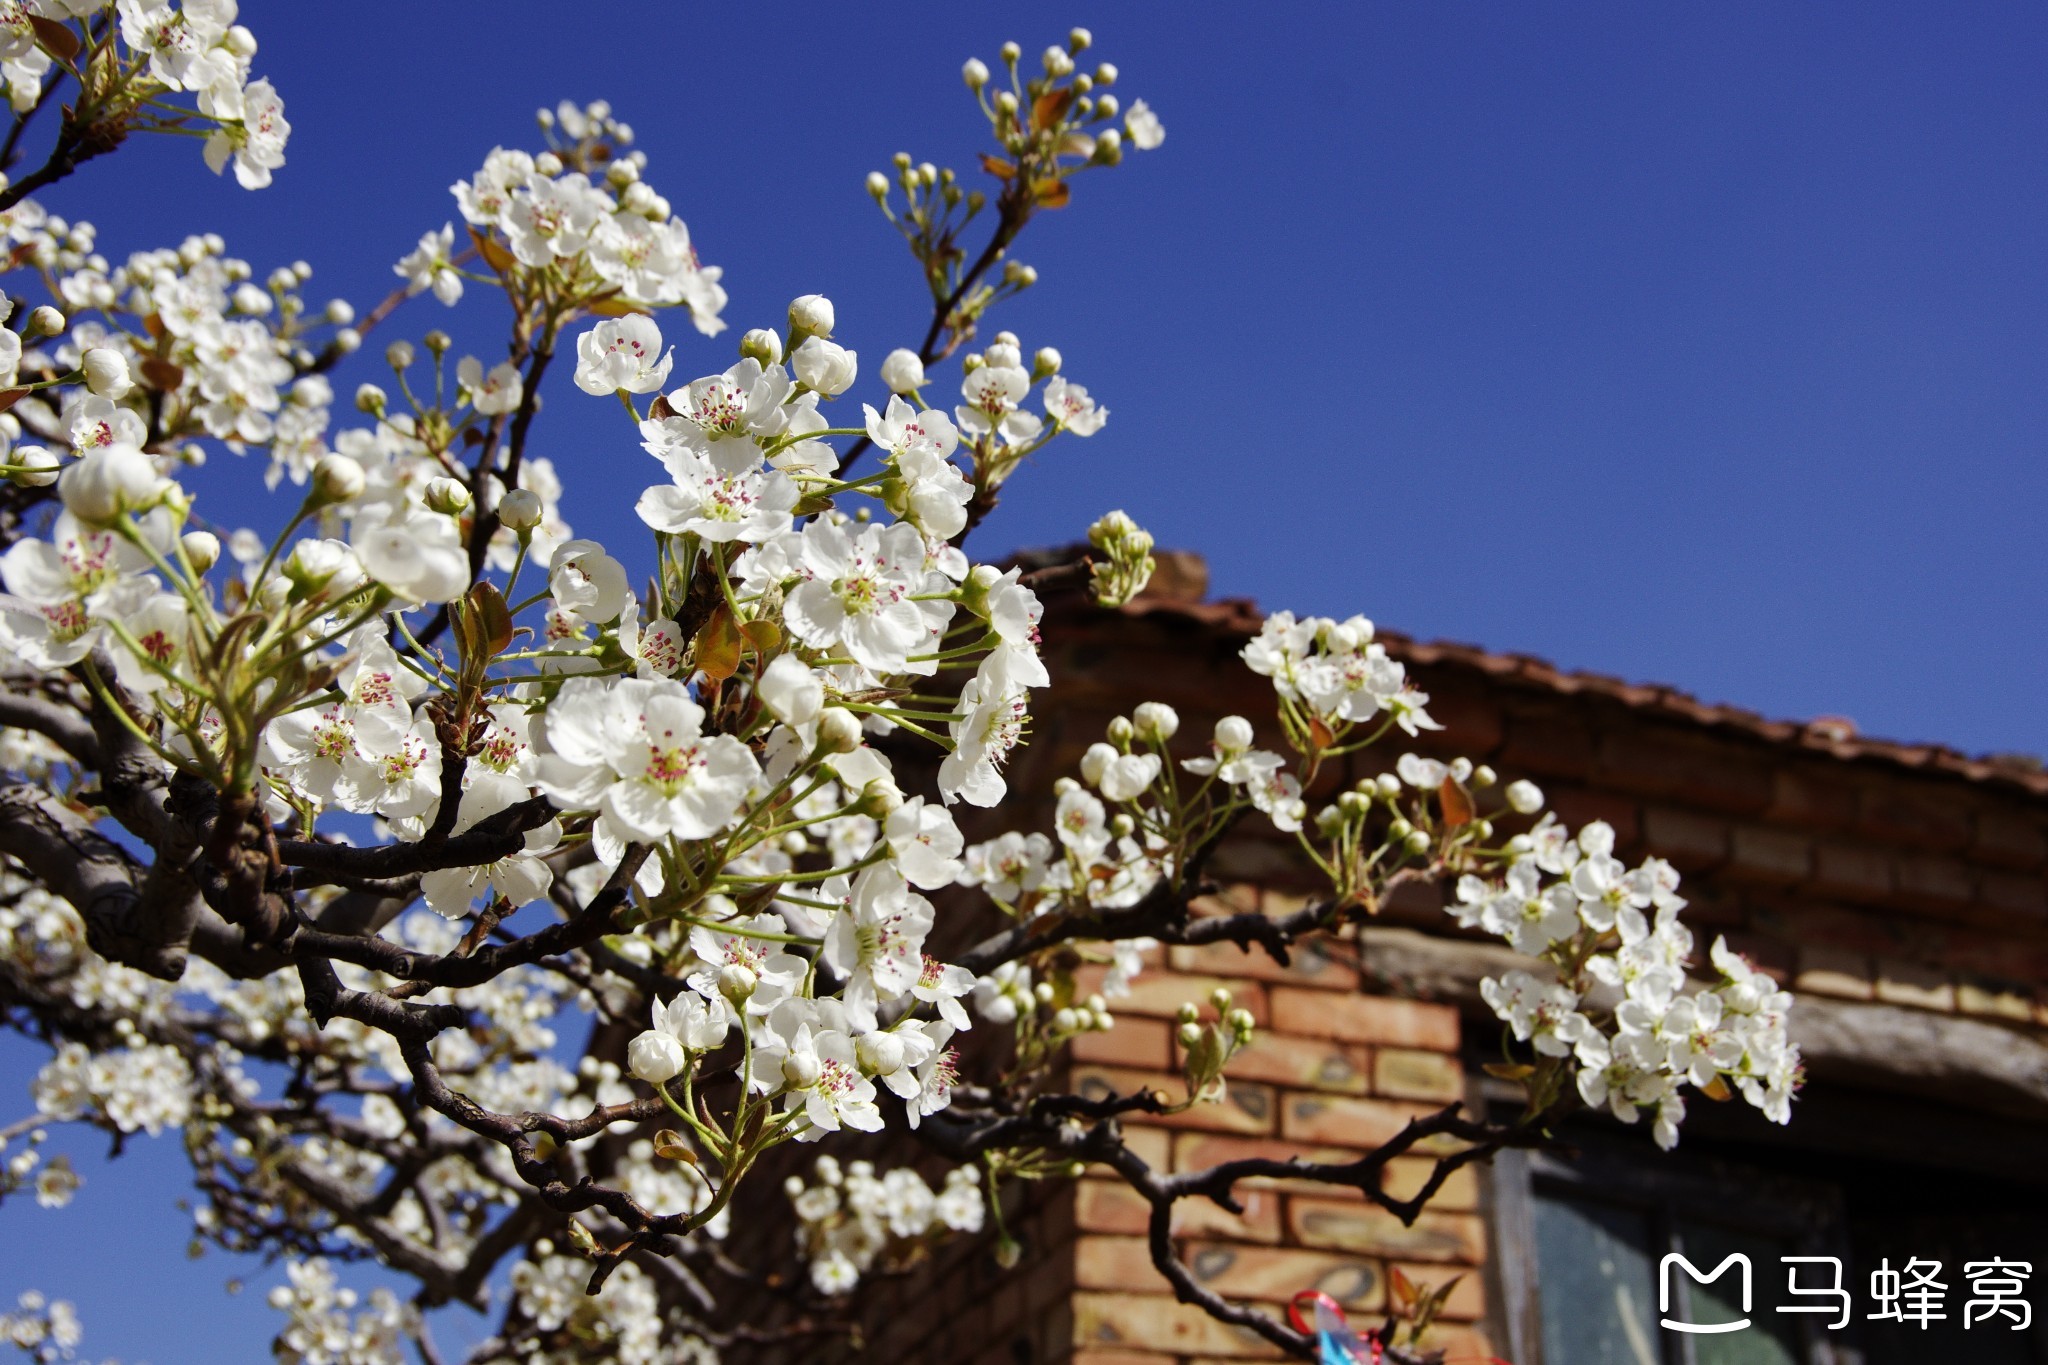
[0,685,101,767]
[275,797,553,877]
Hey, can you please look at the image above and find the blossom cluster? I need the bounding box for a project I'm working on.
[0,1,288,186]
[266,1259,414,1365]
[784,1154,986,1294]
[402,99,726,334]
[0,1291,93,1365]
[509,1246,716,1365]
[1457,812,1802,1147]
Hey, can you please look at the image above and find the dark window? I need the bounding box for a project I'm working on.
[1487,1091,2048,1365]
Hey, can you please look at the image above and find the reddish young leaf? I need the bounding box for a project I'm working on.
[694,606,743,682]
[28,16,79,63]
[978,153,1016,180]
[1033,178,1072,209]
[467,226,515,276]
[466,582,515,659]
[1439,777,1475,828]
[1031,87,1074,134]
[583,292,647,318]
[139,357,185,392]
[1388,1264,1418,1312]
[0,388,28,415]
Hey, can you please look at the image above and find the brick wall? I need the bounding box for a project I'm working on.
[1063,904,1494,1364]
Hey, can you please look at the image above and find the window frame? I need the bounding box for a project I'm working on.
[1487,1127,1854,1365]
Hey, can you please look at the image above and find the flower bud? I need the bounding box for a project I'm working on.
[1052,1007,1080,1034]
[1214,715,1254,751]
[1079,741,1115,786]
[24,305,63,339]
[855,1031,905,1075]
[963,57,990,88]
[81,348,131,399]
[1177,1002,1199,1025]
[791,337,856,395]
[999,40,1021,64]
[1106,715,1135,748]
[994,89,1019,116]
[852,776,903,818]
[325,299,355,326]
[180,530,220,571]
[1132,701,1178,743]
[354,383,386,415]
[739,327,782,366]
[1375,773,1402,800]
[1471,818,1494,841]
[1472,764,1498,788]
[1108,813,1134,839]
[385,340,415,370]
[718,962,757,1005]
[1404,829,1432,855]
[8,446,57,488]
[1388,818,1413,840]
[1032,346,1062,378]
[1209,987,1233,1012]
[333,328,361,354]
[498,488,543,532]
[1033,981,1056,1004]
[865,170,889,200]
[284,538,361,595]
[1069,26,1093,51]
[788,293,835,339]
[1505,779,1544,814]
[533,151,563,177]
[59,444,161,523]
[1095,92,1120,119]
[424,477,472,515]
[224,23,256,57]
[815,707,863,754]
[1042,46,1074,78]
[880,348,926,394]
[781,1050,822,1090]
[759,653,824,727]
[309,453,366,505]
[1177,1021,1202,1048]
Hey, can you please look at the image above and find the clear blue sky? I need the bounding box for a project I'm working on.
[4,2,2045,1359]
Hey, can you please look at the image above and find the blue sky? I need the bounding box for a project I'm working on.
[3,2,2045,1359]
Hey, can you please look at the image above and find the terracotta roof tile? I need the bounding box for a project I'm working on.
[1086,590,2048,799]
